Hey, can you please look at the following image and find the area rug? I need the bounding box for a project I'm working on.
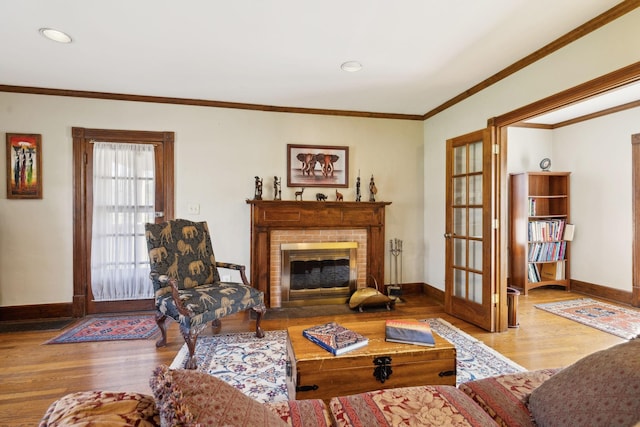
[170,330,288,403]
[170,318,525,403]
[423,318,526,384]
[46,315,159,344]
[535,298,640,339]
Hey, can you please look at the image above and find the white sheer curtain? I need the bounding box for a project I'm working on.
[91,142,156,301]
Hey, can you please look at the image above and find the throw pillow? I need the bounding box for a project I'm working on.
[150,364,287,427]
[528,339,640,427]
[40,391,159,427]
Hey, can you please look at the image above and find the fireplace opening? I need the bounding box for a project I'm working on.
[281,242,357,307]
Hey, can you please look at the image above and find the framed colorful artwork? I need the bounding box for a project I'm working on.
[287,144,349,188]
[6,133,43,199]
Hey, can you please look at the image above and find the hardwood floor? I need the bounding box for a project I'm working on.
[0,288,627,426]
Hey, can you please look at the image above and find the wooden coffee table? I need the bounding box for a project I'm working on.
[286,319,456,402]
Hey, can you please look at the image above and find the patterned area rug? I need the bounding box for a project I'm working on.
[535,298,640,339]
[46,315,159,344]
[424,318,526,384]
[170,330,288,403]
[170,318,525,403]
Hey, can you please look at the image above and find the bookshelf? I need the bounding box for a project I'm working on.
[509,172,571,295]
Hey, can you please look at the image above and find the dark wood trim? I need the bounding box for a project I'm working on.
[510,99,640,129]
[490,61,640,126]
[421,283,445,305]
[632,133,640,307]
[424,1,640,120]
[72,127,175,316]
[0,303,73,321]
[570,279,633,306]
[0,85,423,121]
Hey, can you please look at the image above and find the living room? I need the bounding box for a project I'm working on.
[1,2,640,424]
[1,2,639,323]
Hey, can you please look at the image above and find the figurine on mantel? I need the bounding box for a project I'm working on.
[254,176,263,200]
[273,176,281,200]
[295,188,305,201]
[369,175,377,202]
[355,174,362,202]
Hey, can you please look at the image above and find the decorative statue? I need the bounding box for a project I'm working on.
[336,189,343,201]
[254,176,263,200]
[273,176,281,200]
[295,188,305,201]
[355,175,361,202]
[316,193,327,201]
[369,175,377,202]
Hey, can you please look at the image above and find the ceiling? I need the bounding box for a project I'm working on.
[0,1,628,117]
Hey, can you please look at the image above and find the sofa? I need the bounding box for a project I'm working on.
[39,339,640,427]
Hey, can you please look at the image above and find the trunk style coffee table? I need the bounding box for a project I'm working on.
[286,319,456,402]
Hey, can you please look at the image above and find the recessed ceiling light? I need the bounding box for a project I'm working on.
[341,61,363,72]
[39,28,73,43]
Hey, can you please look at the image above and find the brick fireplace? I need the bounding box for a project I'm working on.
[247,200,391,308]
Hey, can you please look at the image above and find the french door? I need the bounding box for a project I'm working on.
[444,128,500,331]
[72,127,174,316]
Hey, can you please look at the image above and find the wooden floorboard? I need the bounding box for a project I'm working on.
[0,288,627,426]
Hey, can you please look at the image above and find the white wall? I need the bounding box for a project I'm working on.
[506,108,640,293]
[0,93,423,306]
[553,108,640,290]
[424,8,640,292]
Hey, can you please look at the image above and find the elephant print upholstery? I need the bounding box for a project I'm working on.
[145,218,265,369]
[149,247,167,263]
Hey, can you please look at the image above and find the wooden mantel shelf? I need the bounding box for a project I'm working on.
[246,200,391,307]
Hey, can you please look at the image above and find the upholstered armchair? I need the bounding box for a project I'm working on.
[145,218,266,369]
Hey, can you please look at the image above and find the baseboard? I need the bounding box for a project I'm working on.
[570,279,633,306]
[418,280,632,307]
[420,283,445,304]
[0,302,74,321]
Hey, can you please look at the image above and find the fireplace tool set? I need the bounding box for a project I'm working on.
[388,238,403,301]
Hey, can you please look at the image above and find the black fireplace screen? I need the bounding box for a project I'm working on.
[290,258,350,289]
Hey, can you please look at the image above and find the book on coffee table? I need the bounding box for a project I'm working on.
[385,319,435,347]
[302,322,369,355]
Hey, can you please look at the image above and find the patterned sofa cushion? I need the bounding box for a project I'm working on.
[264,400,333,427]
[459,368,560,427]
[528,339,640,427]
[39,390,159,427]
[150,364,288,426]
[329,385,499,426]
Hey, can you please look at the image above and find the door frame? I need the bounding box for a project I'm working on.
[490,61,640,308]
[71,127,175,317]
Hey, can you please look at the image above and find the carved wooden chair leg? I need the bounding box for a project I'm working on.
[211,319,222,334]
[180,325,200,370]
[253,303,266,338]
[155,312,168,348]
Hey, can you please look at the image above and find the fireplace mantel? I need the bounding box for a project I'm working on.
[246,200,391,307]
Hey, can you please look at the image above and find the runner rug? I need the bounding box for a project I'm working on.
[46,315,159,344]
[535,298,640,339]
[169,318,525,403]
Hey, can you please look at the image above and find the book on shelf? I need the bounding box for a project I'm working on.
[563,223,575,241]
[385,319,435,347]
[302,322,369,356]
